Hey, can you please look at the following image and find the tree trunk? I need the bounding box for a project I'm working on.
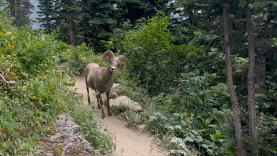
[222,4,246,156]
[246,6,259,156]
[69,14,77,46]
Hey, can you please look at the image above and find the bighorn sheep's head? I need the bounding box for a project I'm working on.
[100,50,127,73]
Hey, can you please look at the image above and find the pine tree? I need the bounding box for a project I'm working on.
[80,0,121,52]
[37,0,55,34]
[5,0,34,27]
[118,0,169,24]
[52,0,82,46]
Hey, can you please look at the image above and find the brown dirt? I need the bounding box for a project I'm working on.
[71,76,168,156]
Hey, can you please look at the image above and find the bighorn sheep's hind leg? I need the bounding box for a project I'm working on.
[97,93,105,119]
[106,90,112,116]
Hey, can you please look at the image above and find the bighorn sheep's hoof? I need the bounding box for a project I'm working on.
[87,98,91,105]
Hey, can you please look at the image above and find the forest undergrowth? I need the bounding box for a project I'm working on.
[0,11,115,156]
[1,0,277,155]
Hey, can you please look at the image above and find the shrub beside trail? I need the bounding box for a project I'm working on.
[0,11,115,156]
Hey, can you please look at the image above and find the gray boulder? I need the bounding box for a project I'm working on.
[110,96,143,112]
[37,113,99,156]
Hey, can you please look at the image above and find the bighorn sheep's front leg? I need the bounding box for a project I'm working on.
[97,93,105,119]
[106,90,112,116]
[96,92,101,109]
[86,85,91,105]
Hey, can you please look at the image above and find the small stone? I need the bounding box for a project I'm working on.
[69,137,78,142]
[72,125,81,135]
[110,92,118,99]
[45,153,55,156]
[137,124,147,132]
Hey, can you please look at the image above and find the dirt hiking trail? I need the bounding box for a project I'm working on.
[71,76,168,156]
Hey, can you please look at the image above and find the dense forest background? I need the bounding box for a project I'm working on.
[1,0,277,155]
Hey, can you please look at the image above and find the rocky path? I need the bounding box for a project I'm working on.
[72,76,168,156]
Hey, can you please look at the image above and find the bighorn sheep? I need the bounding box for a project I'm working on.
[84,50,127,118]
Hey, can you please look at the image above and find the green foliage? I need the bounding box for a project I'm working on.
[144,70,236,155]
[104,1,277,155]
[35,0,171,51]
[0,75,62,155]
[0,12,115,155]
[103,22,132,51]
[19,0,277,155]
[256,113,277,155]
[148,113,221,155]
[169,137,197,156]
[113,72,150,106]
[117,13,205,94]
[0,18,62,77]
[148,112,235,155]
[263,77,277,117]
[66,43,100,75]
[152,71,229,117]
[118,0,167,24]
[106,12,237,155]
[170,129,226,155]
[115,60,233,155]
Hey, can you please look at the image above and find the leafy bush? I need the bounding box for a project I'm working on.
[66,43,101,75]
[148,112,235,155]
[151,71,229,117]
[143,70,235,155]
[0,11,115,156]
[112,12,205,95]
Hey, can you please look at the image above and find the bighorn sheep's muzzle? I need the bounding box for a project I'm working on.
[110,67,115,72]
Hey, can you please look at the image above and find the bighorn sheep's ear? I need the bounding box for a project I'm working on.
[100,50,115,64]
[118,55,127,72]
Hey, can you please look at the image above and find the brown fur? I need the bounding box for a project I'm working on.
[84,50,126,118]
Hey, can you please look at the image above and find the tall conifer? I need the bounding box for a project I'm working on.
[37,0,55,34]
[5,0,34,27]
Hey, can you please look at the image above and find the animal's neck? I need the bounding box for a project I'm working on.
[103,66,113,82]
